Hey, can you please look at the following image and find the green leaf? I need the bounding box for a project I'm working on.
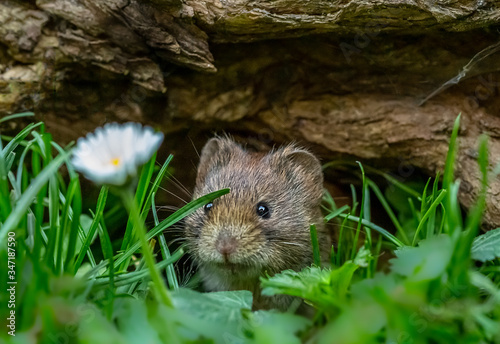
[77,303,126,343]
[329,262,360,302]
[261,263,360,309]
[391,235,453,281]
[166,288,252,343]
[251,310,311,344]
[261,267,330,298]
[471,228,500,262]
[115,298,162,344]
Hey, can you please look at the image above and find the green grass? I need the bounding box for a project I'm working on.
[1,113,499,343]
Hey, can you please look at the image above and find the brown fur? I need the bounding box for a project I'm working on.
[184,137,330,311]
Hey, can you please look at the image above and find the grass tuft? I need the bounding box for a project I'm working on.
[1,114,499,343]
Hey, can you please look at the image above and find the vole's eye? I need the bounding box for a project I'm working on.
[204,202,213,213]
[256,202,270,219]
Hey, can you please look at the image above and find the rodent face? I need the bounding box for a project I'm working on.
[185,137,324,282]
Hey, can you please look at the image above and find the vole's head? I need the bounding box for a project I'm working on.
[185,137,324,280]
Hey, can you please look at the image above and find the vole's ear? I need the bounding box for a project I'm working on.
[273,145,324,202]
[196,137,243,185]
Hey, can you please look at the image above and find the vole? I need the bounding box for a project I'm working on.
[184,137,330,311]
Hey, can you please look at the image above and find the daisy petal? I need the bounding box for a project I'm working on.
[71,122,164,186]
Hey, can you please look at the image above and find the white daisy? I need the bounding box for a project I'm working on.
[71,122,164,186]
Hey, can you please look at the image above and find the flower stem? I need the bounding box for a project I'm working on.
[120,189,173,307]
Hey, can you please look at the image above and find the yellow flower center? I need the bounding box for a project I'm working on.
[110,158,121,166]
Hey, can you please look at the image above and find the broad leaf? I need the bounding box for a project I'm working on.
[471,228,500,262]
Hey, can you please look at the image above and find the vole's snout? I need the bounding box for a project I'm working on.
[215,232,238,259]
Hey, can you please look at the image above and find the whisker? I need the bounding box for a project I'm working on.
[156,186,189,204]
[277,241,304,247]
[188,136,200,159]
[166,173,193,197]
[160,230,185,236]
[181,260,197,287]
[168,237,186,246]
[156,205,181,212]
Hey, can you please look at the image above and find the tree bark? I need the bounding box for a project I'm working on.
[1,0,500,228]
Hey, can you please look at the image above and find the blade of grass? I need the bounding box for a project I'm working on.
[56,177,79,273]
[310,224,321,266]
[119,188,172,306]
[120,153,157,253]
[408,198,420,230]
[427,172,441,236]
[64,178,82,273]
[371,234,383,277]
[59,191,97,269]
[412,189,447,246]
[350,184,358,215]
[0,112,34,123]
[15,139,36,192]
[378,171,422,199]
[338,213,404,248]
[336,215,350,266]
[7,171,19,199]
[323,188,337,209]
[152,192,179,290]
[464,135,489,235]
[31,131,47,159]
[91,248,184,287]
[2,122,42,159]
[98,215,115,320]
[0,136,11,222]
[443,114,462,235]
[446,181,463,235]
[324,205,350,222]
[127,259,146,295]
[46,175,60,271]
[363,181,372,248]
[5,151,15,171]
[73,186,108,273]
[443,114,461,190]
[351,162,367,260]
[141,155,173,222]
[0,150,68,243]
[367,179,411,245]
[420,177,431,215]
[438,205,446,235]
[450,135,490,288]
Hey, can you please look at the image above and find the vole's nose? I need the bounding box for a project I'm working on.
[215,233,237,258]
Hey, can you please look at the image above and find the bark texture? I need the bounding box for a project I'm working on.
[1,0,500,228]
